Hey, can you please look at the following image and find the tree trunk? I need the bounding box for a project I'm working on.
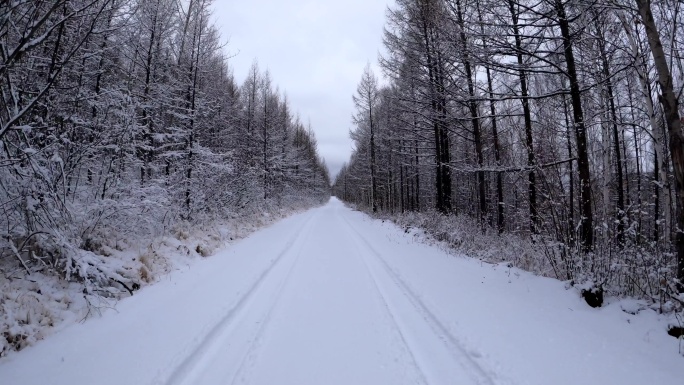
[555,0,593,251]
[420,1,451,214]
[595,15,625,246]
[456,0,485,225]
[562,92,575,244]
[509,0,539,235]
[369,96,378,213]
[636,0,684,291]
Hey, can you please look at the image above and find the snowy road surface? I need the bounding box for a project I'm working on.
[2,198,683,385]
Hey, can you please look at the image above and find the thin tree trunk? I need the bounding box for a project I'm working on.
[627,82,643,240]
[555,0,593,251]
[420,1,451,213]
[369,95,378,213]
[508,0,539,235]
[456,0,485,225]
[563,92,575,244]
[595,18,625,246]
[477,0,505,232]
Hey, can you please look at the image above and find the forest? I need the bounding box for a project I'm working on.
[0,0,330,308]
[334,0,684,306]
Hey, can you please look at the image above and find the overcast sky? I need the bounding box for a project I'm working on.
[211,0,391,179]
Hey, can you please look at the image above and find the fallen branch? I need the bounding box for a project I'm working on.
[7,237,30,275]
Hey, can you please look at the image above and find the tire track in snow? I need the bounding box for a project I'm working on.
[340,214,503,385]
[227,213,316,385]
[337,215,429,385]
[157,211,317,385]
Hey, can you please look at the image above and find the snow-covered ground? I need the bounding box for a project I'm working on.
[1,198,682,384]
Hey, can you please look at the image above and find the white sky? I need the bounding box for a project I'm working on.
[211,0,391,179]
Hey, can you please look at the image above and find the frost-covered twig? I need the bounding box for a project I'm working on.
[7,237,30,275]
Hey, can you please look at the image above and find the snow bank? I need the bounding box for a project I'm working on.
[344,208,684,383]
[367,208,684,343]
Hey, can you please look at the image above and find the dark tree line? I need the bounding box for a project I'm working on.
[334,0,684,298]
[0,1,330,284]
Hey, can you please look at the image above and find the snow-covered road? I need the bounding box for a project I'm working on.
[1,198,683,384]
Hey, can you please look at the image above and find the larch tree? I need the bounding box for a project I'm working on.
[352,64,380,213]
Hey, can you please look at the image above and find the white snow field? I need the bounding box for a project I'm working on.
[1,198,683,385]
